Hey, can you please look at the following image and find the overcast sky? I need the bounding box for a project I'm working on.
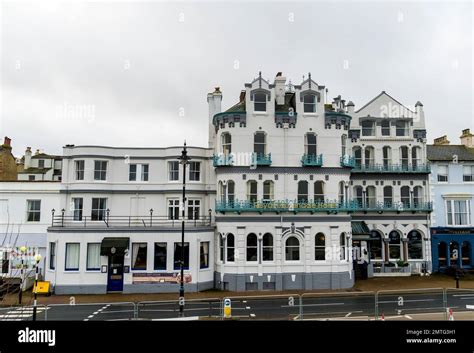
[0,0,472,156]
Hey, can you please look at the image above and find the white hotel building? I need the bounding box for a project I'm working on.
[45,72,432,294]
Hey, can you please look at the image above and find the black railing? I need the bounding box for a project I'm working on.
[51,213,213,228]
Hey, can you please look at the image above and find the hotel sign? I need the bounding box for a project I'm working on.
[132,273,192,284]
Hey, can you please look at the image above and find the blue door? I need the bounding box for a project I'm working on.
[107,255,124,292]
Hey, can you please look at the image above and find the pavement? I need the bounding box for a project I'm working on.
[1,274,473,321]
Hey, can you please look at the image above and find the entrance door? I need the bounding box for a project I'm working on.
[107,255,124,292]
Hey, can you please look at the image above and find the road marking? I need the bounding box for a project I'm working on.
[282,303,345,308]
[250,314,256,318]
[466,305,474,309]
[404,315,413,320]
[88,315,94,318]
[83,319,89,321]
[453,294,474,297]
[378,299,435,304]
[345,312,352,317]
[245,306,251,310]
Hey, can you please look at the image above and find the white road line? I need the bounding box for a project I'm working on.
[0,314,33,318]
[453,294,474,297]
[378,299,436,304]
[250,314,256,318]
[282,303,345,308]
[345,312,352,317]
[404,315,413,320]
[88,315,94,318]
[245,306,251,310]
[83,319,89,321]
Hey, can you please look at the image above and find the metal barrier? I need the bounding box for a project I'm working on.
[301,291,376,321]
[376,288,446,321]
[223,294,300,320]
[137,298,222,320]
[44,302,136,321]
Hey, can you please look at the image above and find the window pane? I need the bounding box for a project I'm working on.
[200,242,209,269]
[65,243,80,270]
[154,243,167,270]
[87,243,101,270]
[132,243,147,270]
[174,242,189,270]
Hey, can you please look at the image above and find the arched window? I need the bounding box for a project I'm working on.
[370,231,383,260]
[254,92,267,112]
[450,241,459,265]
[246,233,258,262]
[285,237,300,261]
[382,146,391,168]
[221,133,232,155]
[227,234,235,262]
[400,146,409,169]
[227,180,235,203]
[298,180,308,203]
[315,233,326,260]
[263,180,274,201]
[383,186,393,207]
[407,230,423,259]
[305,133,317,155]
[364,146,374,167]
[341,135,347,157]
[338,181,345,204]
[340,233,347,260]
[303,94,317,113]
[413,186,423,206]
[254,132,266,155]
[366,186,376,208]
[388,231,401,260]
[401,186,410,207]
[263,233,273,261]
[438,242,447,267]
[354,186,363,206]
[461,241,471,266]
[314,181,324,203]
[219,234,224,262]
[247,180,258,203]
[353,147,362,167]
[412,147,421,168]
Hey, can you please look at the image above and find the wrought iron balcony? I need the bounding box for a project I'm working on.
[340,156,356,168]
[352,163,431,173]
[213,154,234,167]
[253,153,272,166]
[215,199,432,214]
[301,154,323,167]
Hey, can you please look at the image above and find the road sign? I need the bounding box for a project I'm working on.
[224,298,231,319]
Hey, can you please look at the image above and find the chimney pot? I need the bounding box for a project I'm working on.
[3,136,11,146]
[239,90,246,102]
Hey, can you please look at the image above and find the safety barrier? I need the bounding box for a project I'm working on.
[0,288,472,321]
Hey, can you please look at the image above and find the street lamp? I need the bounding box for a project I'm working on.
[18,246,27,305]
[32,253,42,321]
[178,141,191,317]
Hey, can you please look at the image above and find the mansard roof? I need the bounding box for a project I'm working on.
[427,145,474,161]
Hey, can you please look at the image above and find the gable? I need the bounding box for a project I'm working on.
[355,92,414,118]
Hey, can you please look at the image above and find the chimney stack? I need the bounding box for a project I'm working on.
[434,135,450,145]
[3,136,11,148]
[239,90,246,103]
[207,87,223,149]
[274,72,286,105]
[24,147,32,169]
[346,101,355,115]
[460,128,473,148]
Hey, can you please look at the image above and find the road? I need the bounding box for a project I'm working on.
[0,290,473,321]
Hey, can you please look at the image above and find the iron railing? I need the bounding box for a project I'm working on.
[352,163,431,173]
[213,154,234,167]
[301,154,323,167]
[253,153,272,166]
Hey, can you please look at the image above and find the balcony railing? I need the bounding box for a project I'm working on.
[340,156,355,168]
[215,199,432,214]
[213,154,234,167]
[50,211,213,228]
[301,154,323,167]
[352,163,431,173]
[253,153,272,166]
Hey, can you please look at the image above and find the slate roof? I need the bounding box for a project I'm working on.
[18,167,50,174]
[351,221,371,235]
[427,145,474,161]
[31,153,62,159]
[224,100,246,113]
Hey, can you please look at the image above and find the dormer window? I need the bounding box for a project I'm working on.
[303,94,316,113]
[254,93,267,112]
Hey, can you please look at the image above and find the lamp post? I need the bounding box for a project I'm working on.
[178,141,191,317]
[18,246,27,305]
[32,253,42,321]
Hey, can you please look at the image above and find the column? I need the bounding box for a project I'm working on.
[402,238,408,262]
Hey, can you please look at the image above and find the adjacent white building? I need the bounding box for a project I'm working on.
[42,71,433,294]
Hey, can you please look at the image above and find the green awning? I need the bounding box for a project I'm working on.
[100,237,129,256]
[351,221,371,235]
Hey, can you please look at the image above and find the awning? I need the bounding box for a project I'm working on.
[100,237,130,256]
[351,221,371,236]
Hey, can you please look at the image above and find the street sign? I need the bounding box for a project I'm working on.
[224,298,231,319]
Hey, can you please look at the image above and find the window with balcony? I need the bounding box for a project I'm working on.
[382,146,391,168]
[221,133,232,155]
[366,186,376,208]
[91,198,107,221]
[254,132,266,155]
[338,181,345,203]
[412,147,421,168]
[381,120,391,136]
[400,146,409,169]
[354,186,363,206]
[314,181,324,203]
[263,180,274,201]
[247,180,258,203]
[446,200,471,226]
[72,197,83,221]
[463,165,474,182]
[341,135,347,156]
[227,180,235,203]
[305,133,317,155]
[413,186,423,206]
[187,199,200,220]
[303,94,316,113]
[297,181,308,203]
[168,199,180,220]
[364,146,374,167]
[437,165,448,182]
[401,186,410,207]
[383,186,393,206]
[353,147,362,167]
[361,120,375,136]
